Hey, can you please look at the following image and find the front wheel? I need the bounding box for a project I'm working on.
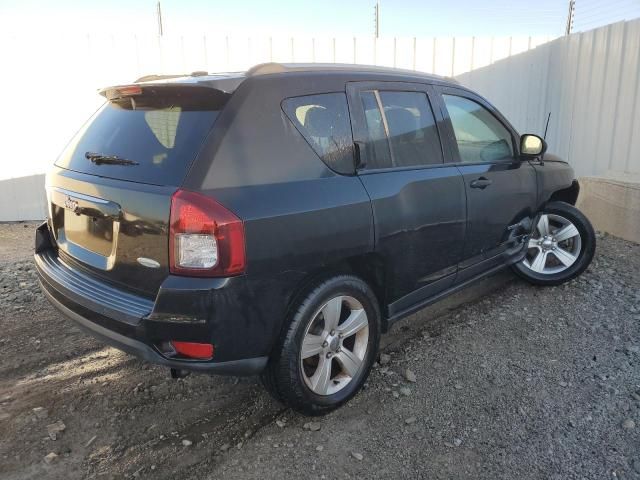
[261,275,381,415]
[512,201,595,286]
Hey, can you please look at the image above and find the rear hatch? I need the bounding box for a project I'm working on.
[47,84,229,297]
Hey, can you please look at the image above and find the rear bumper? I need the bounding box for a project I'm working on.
[40,283,267,375]
[35,222,271,375]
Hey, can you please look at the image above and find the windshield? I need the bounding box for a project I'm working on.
[55,87,228,186]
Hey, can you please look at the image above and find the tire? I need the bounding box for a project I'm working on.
[512,201,595,286]
[261,275,381,415]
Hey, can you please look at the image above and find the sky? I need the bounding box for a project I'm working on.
[0,0,640,36]
[1,0,637,37]
[1,0,638,38]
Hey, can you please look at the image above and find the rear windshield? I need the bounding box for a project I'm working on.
[56,87,228,186]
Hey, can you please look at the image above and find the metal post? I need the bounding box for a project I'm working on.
[157,1,164,36]
[565,0,575,35]
[374,2,380,38]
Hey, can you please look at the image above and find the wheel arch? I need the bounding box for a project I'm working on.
[513,199,595,286]
[547,179,580,206]
[280,253,389,343]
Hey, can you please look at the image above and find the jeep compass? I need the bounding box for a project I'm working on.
[35,63,595,414]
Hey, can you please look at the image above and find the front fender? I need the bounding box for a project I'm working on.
[531,156,577,208]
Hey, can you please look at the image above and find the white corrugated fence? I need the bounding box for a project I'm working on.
[457,19,640,178]
[0,24,637,221]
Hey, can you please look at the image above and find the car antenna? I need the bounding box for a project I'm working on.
[540,112,551,165]
[543,112,551,140]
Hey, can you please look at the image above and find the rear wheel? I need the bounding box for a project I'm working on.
[262,275,380,415]
[512,202,595,286]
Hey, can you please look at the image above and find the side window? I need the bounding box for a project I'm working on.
[358,90,443,170]
[442,94,514,163]
[378,91,443,167]
[282,93,354,174]
[360,91,393,169]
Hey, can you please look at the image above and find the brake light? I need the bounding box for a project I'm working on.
[116,85,142,96]
[101,85,143,100]
[171,341,214,360]
[169,189,245,277]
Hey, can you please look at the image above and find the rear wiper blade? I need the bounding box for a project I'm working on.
[85,152,139,166]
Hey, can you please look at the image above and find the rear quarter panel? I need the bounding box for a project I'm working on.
[181,73,374,355]
[184,73,375,277]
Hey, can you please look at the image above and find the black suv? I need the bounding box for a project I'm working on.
[36,63,595,414]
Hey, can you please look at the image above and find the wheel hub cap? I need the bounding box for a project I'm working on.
[522,213,582,275]
[541,238,554,249]
[300,295,370,396]
[328,336,340,352]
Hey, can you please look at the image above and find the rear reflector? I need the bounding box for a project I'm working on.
[171,341,214,360]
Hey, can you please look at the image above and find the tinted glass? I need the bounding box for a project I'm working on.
[379,91,443,167]
[282,93,354,174]
[56,88,226,186]
[360,91,393,169]
[443,95,513,163]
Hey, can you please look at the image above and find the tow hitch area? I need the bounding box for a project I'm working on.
[170,368,190,379]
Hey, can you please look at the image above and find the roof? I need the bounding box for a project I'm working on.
[105,62,456,96]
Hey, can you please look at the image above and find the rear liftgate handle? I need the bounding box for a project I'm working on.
[470,177,493,189]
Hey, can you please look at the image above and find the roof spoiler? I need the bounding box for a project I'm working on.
[98,84,232,102]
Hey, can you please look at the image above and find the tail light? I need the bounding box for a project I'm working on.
[169,189,245,277]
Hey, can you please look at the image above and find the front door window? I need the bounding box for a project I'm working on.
[442,95,513,163]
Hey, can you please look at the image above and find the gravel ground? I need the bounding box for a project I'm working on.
[0,223,638,480]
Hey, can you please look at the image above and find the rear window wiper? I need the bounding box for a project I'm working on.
[85,152,139,166]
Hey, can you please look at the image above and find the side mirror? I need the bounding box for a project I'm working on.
[520,134,547,157]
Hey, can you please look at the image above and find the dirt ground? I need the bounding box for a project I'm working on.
[0,222,639,480]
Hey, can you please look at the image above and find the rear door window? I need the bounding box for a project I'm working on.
[360,91,393,169]
[357,90,444,170]
[379,91,444,167]
[56,87,228,186]
[282,93,355,174]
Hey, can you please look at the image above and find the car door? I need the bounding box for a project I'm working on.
[346,81,466,318]
[434,86,537,281]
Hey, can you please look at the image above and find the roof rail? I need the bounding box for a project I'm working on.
[246,63,288,76]
[245,62,456,82]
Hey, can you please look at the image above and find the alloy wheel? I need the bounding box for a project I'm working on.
[300,295,369,396]
[522,213,582,275]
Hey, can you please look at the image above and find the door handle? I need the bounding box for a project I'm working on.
[470,177,493,189]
